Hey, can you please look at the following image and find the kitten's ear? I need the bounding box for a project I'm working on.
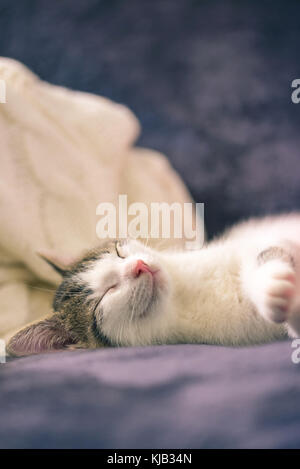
[37,249,76,276]
[7,314,77,357]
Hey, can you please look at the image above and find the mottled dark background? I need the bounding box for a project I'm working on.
[1,0,300,238]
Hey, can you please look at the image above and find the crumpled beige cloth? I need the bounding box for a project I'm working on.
[0,58,195,340]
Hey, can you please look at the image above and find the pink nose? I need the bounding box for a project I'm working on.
[133,259,153,277]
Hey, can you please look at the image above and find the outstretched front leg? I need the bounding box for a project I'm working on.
[242,246,300,338]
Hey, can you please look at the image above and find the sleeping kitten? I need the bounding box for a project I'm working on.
[8,213,300,356]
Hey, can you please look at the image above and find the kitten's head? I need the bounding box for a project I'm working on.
[7,239,170,356]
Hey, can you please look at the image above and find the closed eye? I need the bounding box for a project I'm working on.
[115,241,126,259]
[101,284,118,301]
[92,283,118,315]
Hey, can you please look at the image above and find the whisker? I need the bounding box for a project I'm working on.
[152,238,170,250]
[24,285,57,293]
[130,283,140,326]
[25,284,98,301]
[144,233,150,248]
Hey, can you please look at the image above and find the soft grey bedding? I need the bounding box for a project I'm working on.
[1,342,299,449]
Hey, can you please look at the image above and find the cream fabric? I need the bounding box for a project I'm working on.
[0,58,195,340]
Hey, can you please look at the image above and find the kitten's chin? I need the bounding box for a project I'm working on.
[101,269,170,346]
[107,297,171,347]
[134,270,169,319]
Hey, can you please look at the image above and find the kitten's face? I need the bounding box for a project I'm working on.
[53,239,170,347]
[7,239,171,356]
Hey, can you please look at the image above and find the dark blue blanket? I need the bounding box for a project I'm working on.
[1,342,299,449]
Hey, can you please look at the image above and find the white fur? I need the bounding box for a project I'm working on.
[81,215,300,346]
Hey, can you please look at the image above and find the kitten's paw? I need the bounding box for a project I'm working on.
[255,261,296,324]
